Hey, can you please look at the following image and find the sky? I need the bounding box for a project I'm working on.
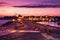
[0,0,60,16]
[0,0,60,6]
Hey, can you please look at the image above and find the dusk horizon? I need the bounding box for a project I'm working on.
[0,0,60,16]
[0,0,60,40]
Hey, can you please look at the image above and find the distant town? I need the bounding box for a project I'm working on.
[0,15,60,22]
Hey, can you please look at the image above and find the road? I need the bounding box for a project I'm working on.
[0,20,60,40]
[0,32,46,40]
[0,20,47,40]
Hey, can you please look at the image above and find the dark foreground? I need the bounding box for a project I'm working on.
[0,20,60,40]
[0,32,46,40]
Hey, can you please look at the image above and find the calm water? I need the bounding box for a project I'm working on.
[0,20,11,26]
[0,20,60,27]
[37,22,60,27]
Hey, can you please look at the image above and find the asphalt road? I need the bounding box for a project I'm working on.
[0,20,47,40]
[0,20,60,40]
[0,32,46,40]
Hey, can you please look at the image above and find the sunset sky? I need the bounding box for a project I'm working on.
[0,0,60,16]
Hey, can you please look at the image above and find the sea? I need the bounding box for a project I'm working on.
[37,22,60,27]
[0,20,60,27]
[0,20,11,26]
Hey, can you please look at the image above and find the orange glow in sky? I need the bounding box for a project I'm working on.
[0,7,60,16]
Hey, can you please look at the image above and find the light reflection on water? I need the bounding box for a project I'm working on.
[0,20,60,27]
[37,22,60,27]
[0,20,11,26]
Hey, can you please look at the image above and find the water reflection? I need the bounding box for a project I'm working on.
[37,22,60,27]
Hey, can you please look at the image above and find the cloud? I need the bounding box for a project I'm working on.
[13,5,60,8]
[0,0,60,7]
[0,2,10,6]
[0,2,7,4]
[42,0,60,5]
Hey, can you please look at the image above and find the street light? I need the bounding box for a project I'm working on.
[12,19,15,22]
[18,18,21,21]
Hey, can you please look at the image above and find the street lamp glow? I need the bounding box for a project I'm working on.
[18,18,21,21]
[12,19,15,21]
[11,30,17,33]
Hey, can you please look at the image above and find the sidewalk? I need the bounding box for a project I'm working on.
[41,33,60,40]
